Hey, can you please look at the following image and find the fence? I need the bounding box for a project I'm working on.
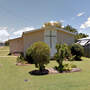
[84,44,90,58]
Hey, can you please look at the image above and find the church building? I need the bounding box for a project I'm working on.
[9,26,75,56]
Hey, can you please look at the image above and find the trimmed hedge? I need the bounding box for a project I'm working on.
[70,44,84,60]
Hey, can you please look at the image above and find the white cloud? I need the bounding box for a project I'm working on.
[10,27,35,39]
[80,17,90,29]
[60,20,64,23]
[77,12,85,17]
[0,27,8,30]
[50,20,64,23]
[62,26,64,28]
[80,24,86,29]
[0,30,9,42]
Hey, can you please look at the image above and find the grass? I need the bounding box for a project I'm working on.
[0,46,9,56]
[0,46,90,90]
[0,46,9,50]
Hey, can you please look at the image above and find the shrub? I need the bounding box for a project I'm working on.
[56,44,71,60]
[55,44,71,72]
[26,46,34,64]
[17,53,27,64]
[55,63,77,72]
[63,63,77,71]
[63,63,72,71]
[26,41,50,72]
[70,44,84,60]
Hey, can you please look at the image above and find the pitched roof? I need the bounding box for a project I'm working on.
[9,26,75,41]
[23,28,41,35]
[9,36,22,41]
[78,37,90,40]
[23,26,75,36]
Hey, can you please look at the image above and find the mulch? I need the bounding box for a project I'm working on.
[16,63,81,75]
[29,69,49,75]
[29,68,81,75]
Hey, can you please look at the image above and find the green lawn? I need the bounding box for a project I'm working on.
[0,46,9,56]
[0,47,90,90]
[0,46,9,50]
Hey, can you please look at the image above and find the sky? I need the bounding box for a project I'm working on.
[0,0,90,42]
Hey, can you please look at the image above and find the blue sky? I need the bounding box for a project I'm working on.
[0,0,90,42]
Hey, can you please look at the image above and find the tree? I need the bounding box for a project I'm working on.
[55,44,71,72]
[43,22,88,41]
[26,41,50,72]
[63,25,78,34]
[43,21,62,28]
[64,25,88,42]
[5,40,9,46]
[75,33,88,41]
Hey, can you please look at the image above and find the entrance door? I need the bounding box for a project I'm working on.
[44,30,57,56]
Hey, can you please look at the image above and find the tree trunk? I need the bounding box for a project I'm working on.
[39,64,45,72]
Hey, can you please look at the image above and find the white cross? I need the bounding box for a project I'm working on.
[45,30,56,48]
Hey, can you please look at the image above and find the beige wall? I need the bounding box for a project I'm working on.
[9,27,75,56]
[23,30,44,55]
[57,30,75,45]
[9,37,24,54]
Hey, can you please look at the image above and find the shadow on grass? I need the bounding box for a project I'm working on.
[29,69,49,76]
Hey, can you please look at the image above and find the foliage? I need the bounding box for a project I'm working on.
[1,46,90,90]
[55,63,77,72]
[75,33,88,42]
[43,21,62,28]
[68,55,76,61]
[63,63,72,71]
[63,25,78,34]
[43,22,88,41]
[63,63,77,71]
[56,44,72,60]
[26,46,34,64]
[27,41,50,71]
[63,25,88,42]
[55,44,71,72]
[17,53,27,64]
[5,40,9,46]
[43,22,88,42]
[70,44,84,60]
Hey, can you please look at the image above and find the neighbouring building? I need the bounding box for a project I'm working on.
[0,42,5,46]
[77,37,90,46]
[9,26,75,56]
[77,37,90,58]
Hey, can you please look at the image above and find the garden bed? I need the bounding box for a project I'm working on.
[29,67,81,75]
[48,68,81,74]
